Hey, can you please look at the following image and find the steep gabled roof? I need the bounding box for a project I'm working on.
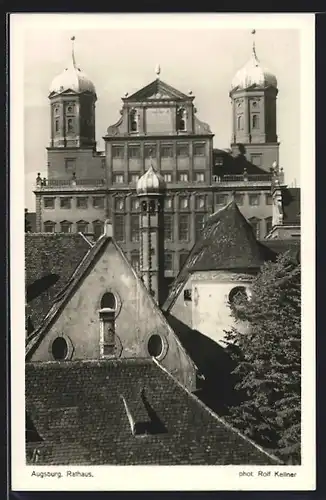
[125,78,192,102]
[26,358,281,465]
[25,233,92,332]
[163,201,276,312]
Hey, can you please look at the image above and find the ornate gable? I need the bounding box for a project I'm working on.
[125,79,192,103]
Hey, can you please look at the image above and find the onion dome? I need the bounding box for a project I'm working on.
[49,36,96,96]
[231,30,277,92]
[136,164,166,196]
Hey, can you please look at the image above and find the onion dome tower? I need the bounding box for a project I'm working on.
[136,160,166,306]
[48,36,97,149]
[229,30,279,170]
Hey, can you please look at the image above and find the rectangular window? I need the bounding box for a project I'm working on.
[215,193,228,206]
[144,145,156,158]
[164,197,173,210]
[131,253,140,273]
[113,174,124,184]
[195,196,205,210]
[115,197,125,211]
[193,143,205,156]
[265,217,273,235]
[164,214,173,241]
[130,215,140,242]
[160,144,173,158]
[114,215,125,242]
[249,194,260,206]
[177,143,189,157]
[164,253,173,271]
[195,172,205,183]
[44,222,55,233]
[184,289,192,302]
[131,198,140,211]
[60,197,71,209]
[234,193,244,206]
[128,145,141,159]
[178,172,189,182]
[44,197,55,209]
[60,222,72,233]
[179,214,189,241]
[251,154,262,166]
[76,197,88,209]
[129,173,140,184]
[112,145,124,159]
[195,213,205,239]
[265,194,273,205]
[164,173,172,183]
[93,197,105,209]
[179,196,189,210]
[65,158,76,172]
[77,221,88,233]
[103,325,115,357]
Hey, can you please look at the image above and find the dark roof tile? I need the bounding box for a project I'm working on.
[26,359,281,466]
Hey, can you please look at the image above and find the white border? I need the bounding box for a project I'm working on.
[11,13,315,491]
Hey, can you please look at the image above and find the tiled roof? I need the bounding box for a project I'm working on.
[262,239,300,262]
[26,358,281,465]
[25,234,92,333]
[163,201,276,311]
[213,149,269,176]
[282,187,300,226]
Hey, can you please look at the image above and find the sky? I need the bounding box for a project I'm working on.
[20,15,305,211]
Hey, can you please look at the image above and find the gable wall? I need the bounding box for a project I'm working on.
[30,240,196,391]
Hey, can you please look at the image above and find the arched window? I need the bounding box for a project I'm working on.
[129,109,138,132]
[55,119,59,133]
[252,114,259,129]
[237,115,243,130]
[101,292,116,311]
[67,118,74,132]
[177,108,186,131]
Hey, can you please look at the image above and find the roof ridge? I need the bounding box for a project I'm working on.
[26,357,155,369]
[154,358,283,465]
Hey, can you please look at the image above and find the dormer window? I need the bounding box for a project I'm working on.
[129,109,138,132]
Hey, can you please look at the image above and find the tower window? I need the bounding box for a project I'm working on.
[195,193,205,209]
[179,214,190,242]
[177,108,186,132]
[44,197,55,209]
[129,109,138,132]
[252,114,259,129]
[164,214,173,241]
[114,215,125,242]
[164,253,173,271]
[177,143,189,157]
[195,213,205,240]
[65,158,76,172]
[55,119,59,133]
[67,118,74,132]
[93,197,105,209]
[93,220,104,240]
[130,215,140,242]
[60,221,72,233]
[265,194,273,205]
[101,292,116,310]
[251,154,262,167]
[43,221,56,233]
[193,143,205,156]
[237,115,243,130]
[51,337,68,361]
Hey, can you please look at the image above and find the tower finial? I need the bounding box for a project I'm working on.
[71,36,76,68]
[251,29,257,57]
[155,64,161,77]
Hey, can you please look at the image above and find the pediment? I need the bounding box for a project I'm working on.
[125,79,191,102]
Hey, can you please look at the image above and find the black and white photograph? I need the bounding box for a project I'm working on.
[10,13,315,491]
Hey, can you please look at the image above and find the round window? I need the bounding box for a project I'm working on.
[52,337,68,360]
[228,286,248,305]
[148,334,164,358]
